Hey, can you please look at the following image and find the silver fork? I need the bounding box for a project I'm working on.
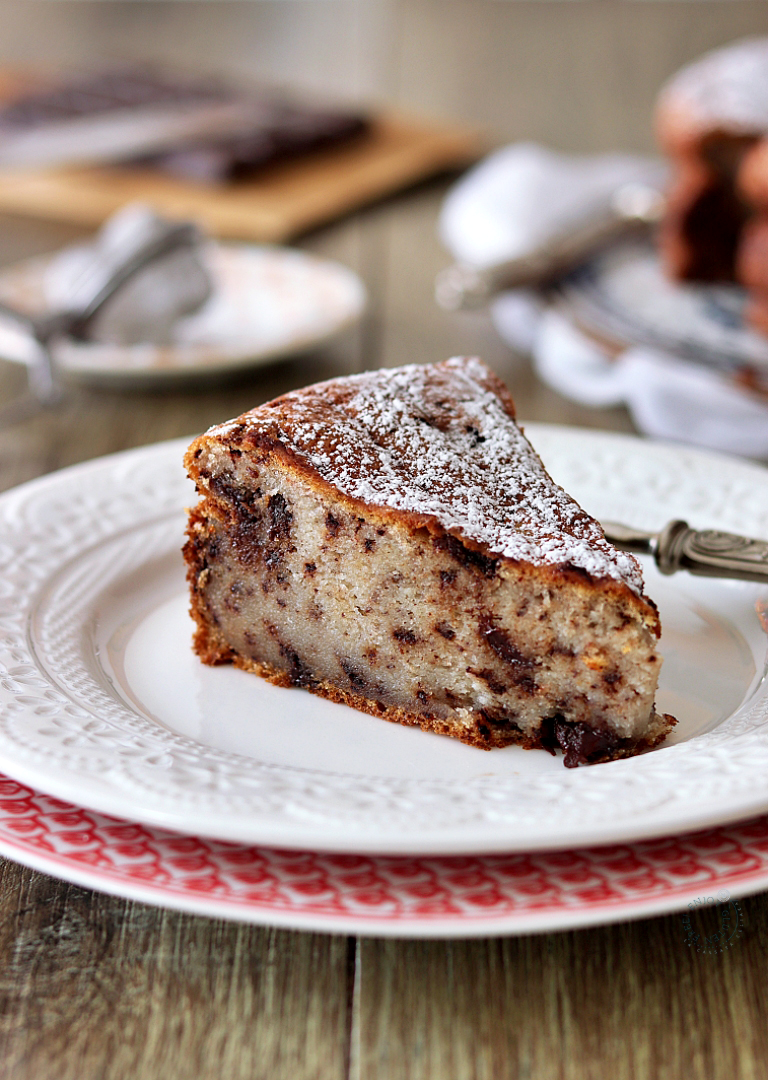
[0,218,202,424]
[603,520,768,585]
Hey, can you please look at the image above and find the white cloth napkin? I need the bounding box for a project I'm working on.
[441,142,768,459]
[493,295,768,458]
[439,142,667,270]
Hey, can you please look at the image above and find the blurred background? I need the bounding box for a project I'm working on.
[0,1,766,152]
[0,0,767,485]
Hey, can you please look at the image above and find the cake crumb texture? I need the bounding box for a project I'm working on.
[184,358,674,767]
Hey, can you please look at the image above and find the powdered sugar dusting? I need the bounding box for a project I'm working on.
[206,358,644,594]
[659,37,768,136]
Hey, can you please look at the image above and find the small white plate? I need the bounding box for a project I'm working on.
[0,243,366,387]
[560,238,768,372]
[0,427,766,854]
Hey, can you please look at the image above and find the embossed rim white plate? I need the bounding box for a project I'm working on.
[0,427,766,855]
[0,243,366,387]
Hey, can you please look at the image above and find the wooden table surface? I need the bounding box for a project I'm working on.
[0,188,766,1080]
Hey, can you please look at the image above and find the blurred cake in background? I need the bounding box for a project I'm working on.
[0,66,478,246]
[144,99,368,183]
[0,67,369,175]
[656,37,768,333]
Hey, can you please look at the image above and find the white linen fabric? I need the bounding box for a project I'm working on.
[441,143,768,459]
[439,142,667,270]
[493,299,768,458]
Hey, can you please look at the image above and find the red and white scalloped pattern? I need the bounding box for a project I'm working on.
[1,773,767,936]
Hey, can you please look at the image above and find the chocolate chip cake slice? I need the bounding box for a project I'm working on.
[183,358,674,767]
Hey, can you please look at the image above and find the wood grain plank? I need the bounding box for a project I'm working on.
[355,893,768,1080]
[0,858,354,1080]
[2,856,767,1080]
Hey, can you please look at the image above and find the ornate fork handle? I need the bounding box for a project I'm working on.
[657,521,768,583]
[603,520,768,584]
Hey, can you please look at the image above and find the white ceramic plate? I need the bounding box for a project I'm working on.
[0,243,366,387]
[0,427,766,855]
[560,238,768,372]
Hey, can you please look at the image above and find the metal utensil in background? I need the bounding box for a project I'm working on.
[0,216,208,424]
[435,182,667,312]
[603,519,768,585]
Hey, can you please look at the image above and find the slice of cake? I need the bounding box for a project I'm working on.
[183,358,674,767]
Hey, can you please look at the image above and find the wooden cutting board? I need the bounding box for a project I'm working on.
[0,112,482,241]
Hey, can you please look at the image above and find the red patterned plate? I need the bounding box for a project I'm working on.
[1,772,766,937]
